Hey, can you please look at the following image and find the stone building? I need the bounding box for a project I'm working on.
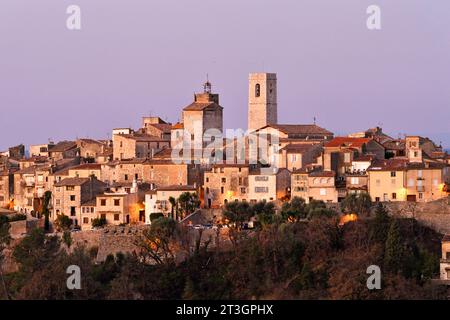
[248,73,277,132]
[291,169,338,203]
[8,144,25,160]
[251,124,332,167]
[48,141,79,161]
[181,81,223,150]
[0,169,15,208]
[112,133,170,160]
[203,164,249,208]
[322,137,385,176]
[29,143,55,158]
[278,143,323,171]
[68,163,102,179]
[52,176,106,226]
[144,185,197,223]
[93,192,138,228]
[367,158,448,202]
[248,168,291,203]
[141,117,172,140]
[142,160,201,188]
[101,159,146,185]
[76,139,110,161]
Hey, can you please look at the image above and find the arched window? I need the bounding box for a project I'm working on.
[255,84,261,97]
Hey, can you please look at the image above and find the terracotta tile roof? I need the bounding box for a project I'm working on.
[353,155,375,162]
[368,158,409,171]
[249,167,290,175]
[81,199,96,206]
[54,177,91,187]
[262,124,333,136]
[15,165,48,175]
[157,185,197,192]
[69,163,102,171]
[209,163,249,168]
[406,161,447,170]
[172,122,184,130]
[280,143,319,153]
[324,137,372,148]
[309,170,335,178]
[77,138,104,145]
[147,123,172,133]
[383,140,405,150]
[49,141,78,152]
[120,134,168,142]
[183,102,222,111]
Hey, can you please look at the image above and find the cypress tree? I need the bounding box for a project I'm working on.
[384,219,404,273]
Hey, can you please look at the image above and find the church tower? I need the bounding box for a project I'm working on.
[248,73,278,132]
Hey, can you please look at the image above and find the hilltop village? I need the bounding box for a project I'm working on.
[0,73,449,232]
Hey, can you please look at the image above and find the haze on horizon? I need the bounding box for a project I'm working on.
[0,0,449,151]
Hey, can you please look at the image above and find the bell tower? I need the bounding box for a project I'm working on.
[248,73,278,132]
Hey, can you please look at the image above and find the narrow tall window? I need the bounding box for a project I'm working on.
[255,84,261,97]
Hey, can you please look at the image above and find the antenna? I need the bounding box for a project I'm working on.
[313,116,317,125]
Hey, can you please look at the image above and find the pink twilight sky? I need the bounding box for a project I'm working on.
[0,0,449,150]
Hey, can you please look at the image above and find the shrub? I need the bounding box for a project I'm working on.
[92,217,107,228]
[150,213,164,222]
[54,214,72,232]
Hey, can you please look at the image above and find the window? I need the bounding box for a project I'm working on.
[114,214,120,221]
[419,193,423,199]
[101,214,106,220]
[392,193,397,200]
[124,174,128,181]
[221,187,224,194]
[320,188,327,196]
[375,197,380,202]
[205,177,209,183]
[114,199,120,206]
[100,199,106,206]
[351,177,359,185]
[66,186,75,191]
[391,171,396,177]
[83,217,89,224]
[255,176,268,182]
[240,187,246,194]
[255,187,269,193]
[221,178,226,183]
[70,207,76,216]
[255,83,261,97]
[56,199,61,205]
[135,174,139,180]
[70,195,76,201]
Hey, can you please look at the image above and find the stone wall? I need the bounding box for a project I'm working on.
[385,198,450,234]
